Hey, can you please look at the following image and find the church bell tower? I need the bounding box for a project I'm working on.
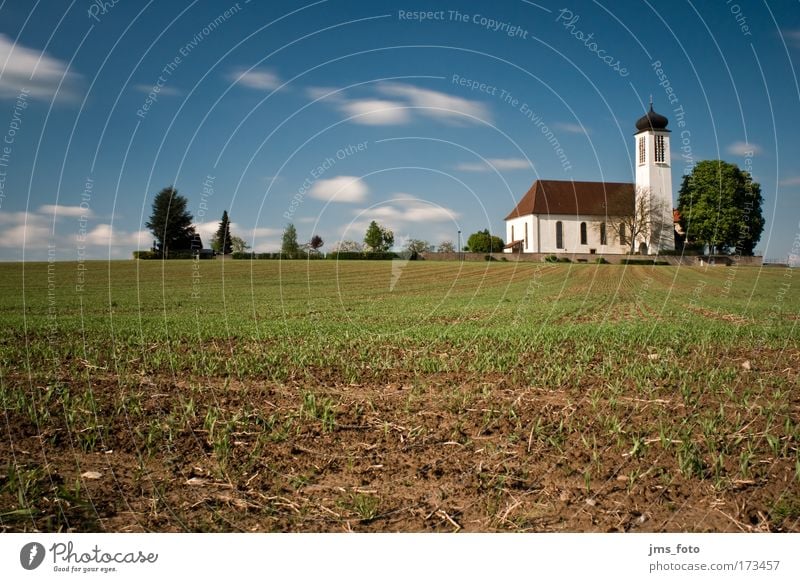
[634,100,675,254]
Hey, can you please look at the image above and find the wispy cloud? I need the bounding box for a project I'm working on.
[377,82,491,124]
[0,208,146,252]
[132,83,183,97]
[555,122,590,134]
[727,141,762,156]
[779,176,800,186]
[193,221,223,241]
[245,226,282,252]
[79,224,151,247]
[195,220,282,251]
[307,86,410,125]
[354,195,459,227]
[0,34,82,101]
[456,158,530,172]
[306,86,340,101]
[311,82,491,126]
[781,29,800,48]
[0,211,51,248]
[226,67,282,90]
[38,204,93,218]
[339,99,411,125]
[309,176,368,203]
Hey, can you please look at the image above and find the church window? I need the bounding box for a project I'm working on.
[619,223,626,246]
[655,135,665,163]
[555,221,563,249]
[580,222,587,245]
[600,222,607,245]
[511,225,515,243]
[638,136,646,165]
[524,222,529,249]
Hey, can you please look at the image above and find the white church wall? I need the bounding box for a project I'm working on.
[537,215,629,254]
[505,216,536,253]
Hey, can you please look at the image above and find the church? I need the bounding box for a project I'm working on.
[504,103,676,255]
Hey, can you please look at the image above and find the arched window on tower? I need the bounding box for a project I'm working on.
[638,136,646,165]
[655,135,665,163]
[580,222,587,245]
[555,221,563,249]
[600,222,607,246]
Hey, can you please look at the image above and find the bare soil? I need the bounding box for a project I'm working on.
[2,348,798,532]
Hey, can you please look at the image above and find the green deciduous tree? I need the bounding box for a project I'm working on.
[466,229,504,253]
[145,186,195,258]
[213,210,233,255]
[281,223,300,257]
[363,220,394,252]
[677,160,764,255]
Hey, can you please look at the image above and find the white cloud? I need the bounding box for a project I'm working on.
[226,67,282,90]
[0,210,150,251]
[309,175,369,203]
[314,83,491,126]
[193,221,282,252]
[555,122,590,134]
[339,99,411,125]
[0,210,41,225]
[193,220,221,240]
[779,176,800,186]
[0,211,51,248]
[307,86,411,125]
[727,141,762,156]
[244,226,282,252]
[355,196,459,227]
[782,29,800,48]
[132,83,183,97]
[0,34,82,101]
[377,82,491,124]
[249,227,282,238]
[3,224,52,248]
[81,224,151,247]
[456,158,530,172]
[194,221,282,251]
[38,204,93,218]
[306,86,341,101]
[0,212,51,247]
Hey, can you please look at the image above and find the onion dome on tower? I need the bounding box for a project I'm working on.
[635,100,669,132]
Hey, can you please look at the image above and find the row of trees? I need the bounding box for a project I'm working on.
[314,220,504,255]
[146,187,249,257]
[151,159,763,260]
[280,223,324,257]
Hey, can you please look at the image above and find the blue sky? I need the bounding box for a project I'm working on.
[0,0,798,260]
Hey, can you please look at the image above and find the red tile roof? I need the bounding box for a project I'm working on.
[505,180,635,220]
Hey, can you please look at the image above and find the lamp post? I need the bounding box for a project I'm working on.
[457,230,462,262]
